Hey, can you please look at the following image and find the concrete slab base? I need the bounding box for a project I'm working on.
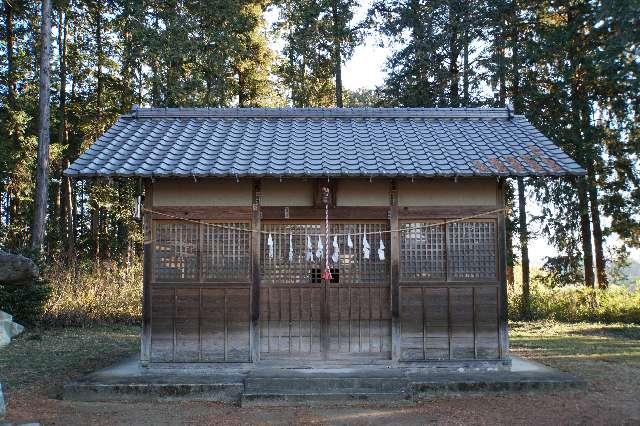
[63,356,585,406]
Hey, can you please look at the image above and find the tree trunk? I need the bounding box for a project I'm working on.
[31,0,53,254]
[462,26,469,106]
[577,177,595,287]
[517,177,530,318]
[90,189,100,261]
[57,9,68,244]
[95,3,103,122]
[497,27,506,108]
[510,0,524,114]
[65,172,75,261]
[588,180,607,288]
[4,0,16,229]
[237,67,246,107]
[448,1,460,106]
[4,0,16,106]
[332,1,343,107]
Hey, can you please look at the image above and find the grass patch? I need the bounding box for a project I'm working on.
[42,261,142,326]
[508,283,640,324]
[509,320,640,386]
[0,324,139,393]
[510,321,640,360]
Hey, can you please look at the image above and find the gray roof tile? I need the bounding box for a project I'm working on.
[65,107,586,178]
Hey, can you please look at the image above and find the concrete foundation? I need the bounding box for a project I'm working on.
[63,356,585,406]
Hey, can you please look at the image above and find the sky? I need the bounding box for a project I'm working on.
[266,1,640,267]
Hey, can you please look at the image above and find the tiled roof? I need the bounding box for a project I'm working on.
[64,107,586,178]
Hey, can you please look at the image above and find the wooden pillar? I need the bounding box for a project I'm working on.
[497,178,510,360]
[140,179,153,366]
[389,181,401,361]
[250,180,261,362]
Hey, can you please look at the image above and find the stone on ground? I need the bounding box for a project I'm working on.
[0,311,24,347]
[0,250,39,283]
[0,383,5,420]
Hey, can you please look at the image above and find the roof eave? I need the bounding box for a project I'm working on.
[63,170,588,179]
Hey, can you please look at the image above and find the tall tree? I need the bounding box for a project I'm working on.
[517,177,530,315]
[370,0,485,107]
[324,0,360,107]
[32,0,53,253]
[276,0,336,106]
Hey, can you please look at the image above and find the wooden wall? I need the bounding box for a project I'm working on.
[142,177,508,364]
[151,178,499,208]
[399,286,500,360]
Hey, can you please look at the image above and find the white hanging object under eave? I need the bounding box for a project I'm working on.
[378,238,386,260]
[289,234,294,262]
[306,235,314,261]
[347,233,353,249]
[316,236,324,259]
[362,232,370,259]
[267,233,274,259]
[331,235,339,264]
[134,195,142,219]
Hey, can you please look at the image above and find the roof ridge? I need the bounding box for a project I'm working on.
[126,106,512,120]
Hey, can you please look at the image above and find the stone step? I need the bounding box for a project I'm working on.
[412,375,586,394]
[244,377,410,394]
[241,391,413,407]
[63,382,244,403]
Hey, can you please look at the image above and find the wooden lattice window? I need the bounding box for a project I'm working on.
[201,222,250,282]
[400,222,446,281]
[154,222,199,282]
[329,223,390,284]
[261,223,321,285]
[447,220,497,280]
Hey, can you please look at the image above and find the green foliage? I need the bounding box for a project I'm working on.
[274,0,361,106]
[369,0,487,107]
[537,255,584,288]
[509,281,640,324]
[0,277,51,325]
[343,88,383,107]
[41,260,142,326]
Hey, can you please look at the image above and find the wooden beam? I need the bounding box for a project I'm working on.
[389,179,401,361]
[141,179,153,366]
[399,206,500,219]
[150,206,251,220]
[496,178,510,360]
[250,180,261,362]
[148,205,500,221]
[261,206,389,220]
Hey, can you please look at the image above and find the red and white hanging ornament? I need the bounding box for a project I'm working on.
[320,186,333,281]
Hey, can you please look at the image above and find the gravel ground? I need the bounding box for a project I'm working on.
[2,321,639,425]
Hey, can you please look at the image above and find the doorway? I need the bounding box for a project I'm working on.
[258,221,391,361]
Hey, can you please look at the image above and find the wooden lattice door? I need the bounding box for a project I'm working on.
[258,221,392,361]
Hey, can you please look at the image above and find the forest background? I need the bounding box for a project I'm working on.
[1,0,639,325]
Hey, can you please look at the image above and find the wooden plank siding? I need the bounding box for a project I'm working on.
[144,177,507,364]
[150,286,251,362]
[398,285,500,361]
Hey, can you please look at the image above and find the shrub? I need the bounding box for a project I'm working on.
[0,277,51,325]
[42,260,142,326]
[509,281,640,324]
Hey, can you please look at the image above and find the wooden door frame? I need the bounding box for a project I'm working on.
[256,217,393,361]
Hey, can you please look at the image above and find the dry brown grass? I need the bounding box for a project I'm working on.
[42,261,142,325]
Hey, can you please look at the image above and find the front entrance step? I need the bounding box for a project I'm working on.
[241,392,413,407]
[242,370,413,406]
[63,356,586,405]
[245,377,411,394]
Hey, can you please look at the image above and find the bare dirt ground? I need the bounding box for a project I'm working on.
[2,321,639,425]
